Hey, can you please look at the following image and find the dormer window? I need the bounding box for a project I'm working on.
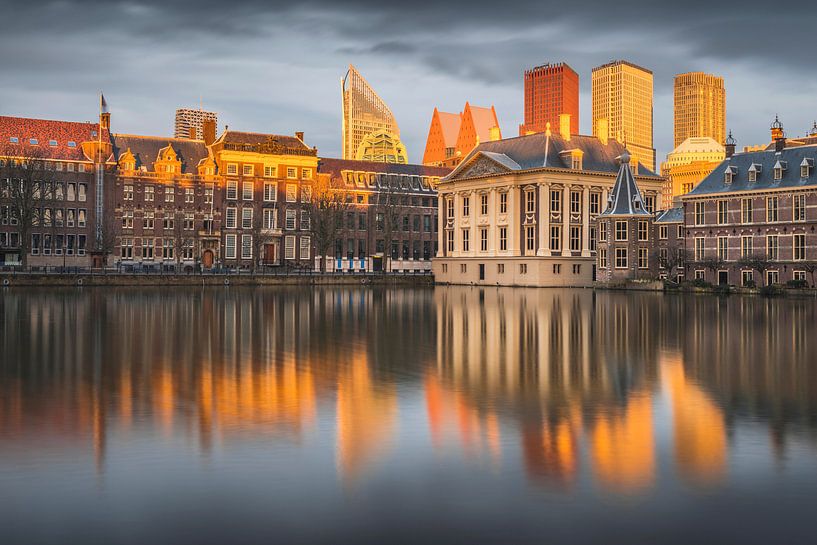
[633,196,641,210]
[9,137,18,144]
[800,158,813,178]
[67,141,76,148]
[748,163,761,182]
[29,138,38,145]
[773,160,787,181]
[572,155,582,170]
[724,168,734,184]
[49,140,58,147]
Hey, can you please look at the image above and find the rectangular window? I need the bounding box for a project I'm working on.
[302,168,312,180]
[694,202,705,225]
[185,187,194,203]
[589,227,597,252]
[462,196,470,217]
[499,227,507,251]
[741,236,753,258]
[677,225,685,238]
[526,191,536,214]
[284,235,296,259]
[446,230,454,252]
[264,182,277,202]
[243,164,254,176]
[300,236,311,259]
[659,225,668,240]
[204,184,214,204]
[570,191,581,215]
[242,182,253,201]
[569,226,580,251]
[599,248,607,268]
[462,229,470,252]
[286,167,297,179]
[285,209,297,230]
[717,236,728,261]
[766,197,779,222]
[499,192,508,214]
[264,166,276,178]
[122,210,134,229]
[78,209,86,227]
[600,221,608,242]
[526,225,536,252]
[481,194,489,215]
[550,225,561,252]
[446,197,454,219]
[301,186,312,203]
[184,212,194,230]
[78,183,87,202]
[742,270,754,287]
[615,248,628,269]
[767,235,779,261]
[164,187,175,203]
[162,239,174,260]
[286,184,297,202]
[222,206,236,229]
[226,180,238,200]
[794,194,806,222]
[497,263,505,274]
[242,208,253,229]
[225,234,237,259]
[520,263,528,275]
[717,200,728,224]
[123,185,133,201]
[226,163,238,175]
[300,210,310,230]
[645,196,655,214]
[241,234,252,259]
[615,221,627,241]
[263,208,276,229]
[794,233,806,261]
[550,190,561,213]
[638,247,648,269]
[162,215,174,230]
[590,193,600,215]
[143,239,154,260]
[637,220,648,241]
[695,237,705,261]
[741,199,753,223]
[480,228,488,251]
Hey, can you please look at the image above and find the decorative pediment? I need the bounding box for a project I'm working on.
[456,155,512,179]
[118,148,136,171]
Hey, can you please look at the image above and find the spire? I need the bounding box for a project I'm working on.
[600,151,650,216]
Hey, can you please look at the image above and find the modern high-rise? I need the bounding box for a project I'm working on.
[341,65,402,161]
[519,63,579,136]
[174,108,217,140]
[673,72,726,148]
[591,60,655,172]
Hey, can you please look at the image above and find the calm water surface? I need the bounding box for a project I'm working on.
[1,287,816,544]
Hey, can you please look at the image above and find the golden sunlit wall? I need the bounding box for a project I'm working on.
[673,72,726,148]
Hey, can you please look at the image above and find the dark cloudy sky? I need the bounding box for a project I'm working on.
[2,1,815,166]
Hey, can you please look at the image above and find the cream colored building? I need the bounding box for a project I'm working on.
[592,60,655,172]
[660,136,724,208]
[673,72,725,148]
[341,65,403,161]
[433,118,665,287]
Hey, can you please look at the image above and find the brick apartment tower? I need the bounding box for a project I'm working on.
[519,63,579,136]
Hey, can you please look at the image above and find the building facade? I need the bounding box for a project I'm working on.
[341,65,402,161]
[174,108,218,140]
[592,60,655,172]
[317,158,449,272]
[433,126,664,287]
[660,136,725,207]
[673,72,725,148]
[519,62,579,137]
[0,115,113,268]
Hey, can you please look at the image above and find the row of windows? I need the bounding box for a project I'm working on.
[334,239,435,260]
[7,137,79,148]
[447,225,596,254]
[448,190,655,218]
[121,210,212,231]
[122,185,212,203]
[439,262,583,276]
[224,207,308,231]
[224,234,310,261]
[29,233,87,256]
[224,164,311,180]
[693,234,808,261]
[694,195,807,225]
[598,220,652,242]
[598,247,650,270]
[1,180,88,201]
[224,181,310,203]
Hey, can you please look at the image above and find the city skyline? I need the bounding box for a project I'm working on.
[2,1,816,166]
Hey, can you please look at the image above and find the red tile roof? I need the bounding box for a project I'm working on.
[0,116,106,161]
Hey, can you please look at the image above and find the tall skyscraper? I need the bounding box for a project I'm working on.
[673,72,726,148]
[519,62,579,136]
[174,108,217,140]
[341,65,402,161]
[591,60,655,172]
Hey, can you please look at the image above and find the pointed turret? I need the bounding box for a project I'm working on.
[600,151,650,216]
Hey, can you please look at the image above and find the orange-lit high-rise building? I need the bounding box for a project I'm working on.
[519,62,579,136]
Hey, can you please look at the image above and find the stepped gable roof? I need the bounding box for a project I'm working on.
[447,132,660,180]
[318,158,451,179]
[0,116,106,161]
[655,207,684,223]
[687,144,817,196]
[111,134,209,174]
[599,151,651,217]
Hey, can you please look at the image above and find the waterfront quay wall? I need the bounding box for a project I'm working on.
[0,273,435,288]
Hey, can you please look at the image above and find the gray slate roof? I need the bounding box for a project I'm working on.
[688,144,817,196]
[600,152,651,217]
[454,132,659,178]
[111,134,209,174]
[655,207,684,223]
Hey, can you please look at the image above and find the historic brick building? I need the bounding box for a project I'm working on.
[317,158,450,272]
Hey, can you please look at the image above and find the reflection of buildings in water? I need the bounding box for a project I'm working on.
[337,354,398,481]
[424,373,501,463]
[0,288,433,478]
[589,393,655,493]
[522,411,580,487]
[661,351,726,486]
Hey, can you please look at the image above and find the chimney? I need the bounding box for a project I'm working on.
[559,114,571,141]
[189,126,197,140]
[295,131,305,142]
[596,118,608,145]
[489,126,501,142]
[202,119,216,146]
[771,115,785,152]
[725,131,736,158]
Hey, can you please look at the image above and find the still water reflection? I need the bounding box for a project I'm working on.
[1,287,816,544]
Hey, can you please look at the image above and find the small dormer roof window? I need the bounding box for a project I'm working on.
[724,166,736,184]
[9,137,18,144]
[773,160,787,180]
[800,158,813,178]
[29,138,38,145]
[633,196,642,210]
[67,141,76,148]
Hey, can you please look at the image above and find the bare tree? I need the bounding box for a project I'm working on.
[738,254,773,287]
[94,204,119,268]
[0,147,56,269]
[250,206,277,273]
[651,243,686,282]
[308,175,349,272]
[376,176,406,273]
[800,262,817,288]
[698,256,728,282]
